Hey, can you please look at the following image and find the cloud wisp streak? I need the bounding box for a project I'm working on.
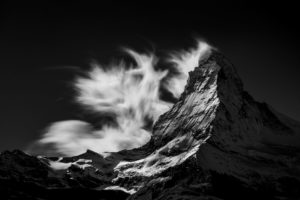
[28,41,211,157]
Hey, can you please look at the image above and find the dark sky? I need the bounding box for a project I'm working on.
[0,1,299,151]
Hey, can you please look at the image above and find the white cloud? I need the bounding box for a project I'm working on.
[28,40,211,156]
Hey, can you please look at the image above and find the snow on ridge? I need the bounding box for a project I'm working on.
[48,158,93,171]
[104,185,136,195]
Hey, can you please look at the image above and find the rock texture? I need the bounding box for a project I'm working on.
[1,50,300,200]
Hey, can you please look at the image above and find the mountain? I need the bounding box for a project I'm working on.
[1,50,300,200]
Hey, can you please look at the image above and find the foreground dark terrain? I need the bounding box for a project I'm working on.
[1,50,300,199]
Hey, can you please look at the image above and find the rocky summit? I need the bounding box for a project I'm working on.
[1,50,300,200]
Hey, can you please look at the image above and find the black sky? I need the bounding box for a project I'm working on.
[0,1,299,151]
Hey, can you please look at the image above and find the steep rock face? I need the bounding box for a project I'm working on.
[111,51,300,199]
[195,53,300,194]
[1,50,300,200]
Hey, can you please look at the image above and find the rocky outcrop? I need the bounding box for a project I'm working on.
[1,50,300,199]
[0,149,129,199]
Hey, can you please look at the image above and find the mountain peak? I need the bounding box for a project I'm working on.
[85,149,101,156]
[151,50,244,147]
[1,50,300,200]
[114,49,300,199]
